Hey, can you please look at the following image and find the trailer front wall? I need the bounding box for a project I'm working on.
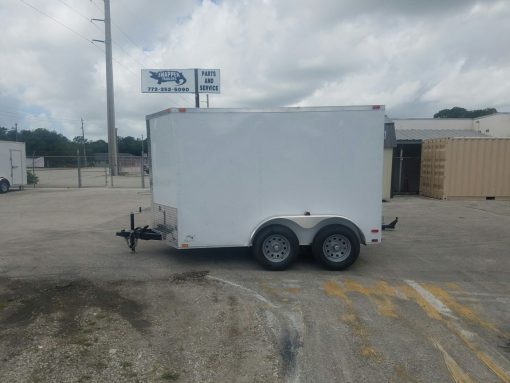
[420,138,510,199]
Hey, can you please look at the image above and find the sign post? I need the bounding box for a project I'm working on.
[141,69,220,109]
[194,69,200,108]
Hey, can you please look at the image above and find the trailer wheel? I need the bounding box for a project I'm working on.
[253,225,299,270]
[312,225,360,270]
[0,180,9,194]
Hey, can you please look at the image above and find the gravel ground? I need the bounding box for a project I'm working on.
[0,189,509,382]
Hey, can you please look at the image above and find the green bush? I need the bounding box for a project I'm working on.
[27,170,39,185]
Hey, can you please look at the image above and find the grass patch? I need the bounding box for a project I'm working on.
[71,335,92,347]
[0,301,8,310]
[121,360,132,369]
[161,370,180,381]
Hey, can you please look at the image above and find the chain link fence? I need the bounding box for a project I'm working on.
[26,154,149,189]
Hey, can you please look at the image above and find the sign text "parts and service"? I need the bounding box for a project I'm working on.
[199,70,219,92]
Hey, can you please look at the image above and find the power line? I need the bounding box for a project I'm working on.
[20,0,98,48]
[0,108,82,122]
[20,0,138,77]
[89,0,101,12]
[110,21,147,63]
[56,0,101,31]
[91,41,138,75]
[111,40,145,68]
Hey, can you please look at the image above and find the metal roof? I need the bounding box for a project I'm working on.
[396,129,488,143]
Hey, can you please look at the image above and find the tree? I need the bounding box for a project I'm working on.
[0,126,146,158]
[434,107,497,119]
[0,127,8,140]
[117,136,145,156]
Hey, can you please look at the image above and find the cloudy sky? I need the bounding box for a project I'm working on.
[1,0,509,140]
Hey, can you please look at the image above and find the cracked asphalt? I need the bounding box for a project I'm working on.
[1,188,509,382]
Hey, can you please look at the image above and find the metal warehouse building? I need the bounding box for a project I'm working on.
[389,113,510,196]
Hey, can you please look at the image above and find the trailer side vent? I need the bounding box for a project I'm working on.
[153,203,178,245]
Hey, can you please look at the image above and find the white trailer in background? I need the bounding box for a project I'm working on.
[118,106,385,270]
[0,140,26,193]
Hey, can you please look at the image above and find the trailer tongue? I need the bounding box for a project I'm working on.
[116,213,162,252]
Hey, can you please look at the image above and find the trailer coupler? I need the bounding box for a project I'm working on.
[382,217,398,231]
[116,213,162,252]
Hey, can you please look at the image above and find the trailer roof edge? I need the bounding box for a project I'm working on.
[145,105,386,120]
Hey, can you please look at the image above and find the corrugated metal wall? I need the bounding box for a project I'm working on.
[420,138,510,199]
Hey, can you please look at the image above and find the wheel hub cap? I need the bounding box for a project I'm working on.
[323,234,351,262]
[262,235,291,263]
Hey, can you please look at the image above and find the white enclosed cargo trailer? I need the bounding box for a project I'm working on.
[0,140,26,193]
[118,106,385,270]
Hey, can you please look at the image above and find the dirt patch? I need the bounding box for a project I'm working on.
[0,279,149,336]
[0,276,279,383]
[169,270,209,283]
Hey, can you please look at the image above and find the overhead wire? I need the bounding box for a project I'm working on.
[20,0,191,106]
[87,0,192,106]
[56,0,101,31]
[19,0,99,48]
[0,109,81,123]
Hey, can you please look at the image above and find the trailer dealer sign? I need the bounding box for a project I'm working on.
[141,69,221,93]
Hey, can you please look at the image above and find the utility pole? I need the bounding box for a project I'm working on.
[14,123,18,142]
[93,0,118,176]
[104,0,117,176]
[81,117,88,167]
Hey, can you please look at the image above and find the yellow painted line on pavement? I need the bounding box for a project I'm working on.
[423,283,500,334]
[323,280,384,363]
[323,280,351,304]
[323,279,510,382]
[445,321,510,383]
[406,280,510,383]
[433,339,475,383]
[343,279,399,318]
[398,284,443,320]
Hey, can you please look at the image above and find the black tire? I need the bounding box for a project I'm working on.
[312,225,360,270]
[252,225,299,270]
[0,180,9,194]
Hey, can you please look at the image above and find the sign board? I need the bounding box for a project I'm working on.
[141,69,220,93]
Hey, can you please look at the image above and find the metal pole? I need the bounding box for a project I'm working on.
[194,69,200,108]
[110,159,114,188]
[77,149,82,188]
[206,94,209,108]
[115,127,119,173]
[32,152,35,189]
[141,134,145,188]
[398,145,403,193]
[81,117,88,167]
[104,0,118,176]
[104,163,108,186]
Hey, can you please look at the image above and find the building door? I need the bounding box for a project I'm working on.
[10,149,23,185]
[391,144,421,194]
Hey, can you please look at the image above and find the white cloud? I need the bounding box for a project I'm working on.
[0,0,509,140]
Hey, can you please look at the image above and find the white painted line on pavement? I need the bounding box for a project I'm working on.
[405,279,457,319]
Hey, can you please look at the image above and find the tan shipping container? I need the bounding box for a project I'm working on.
[420,138,510,199]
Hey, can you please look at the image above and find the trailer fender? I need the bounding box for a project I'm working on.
[249,215,366,246]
